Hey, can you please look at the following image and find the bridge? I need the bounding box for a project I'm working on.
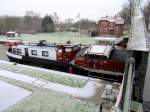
[111,0,150,111]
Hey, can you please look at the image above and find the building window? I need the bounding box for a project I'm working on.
[17,49,22,54]
[100,28,103,32]
[102,21,107,25]
[13,48,17,53]
[31,50,37,55]
[42,51,49,57]
[109,23,113,26]
[104,28,107,33]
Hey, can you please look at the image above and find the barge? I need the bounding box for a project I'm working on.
[7,40,81,71]
[7,40,128,81]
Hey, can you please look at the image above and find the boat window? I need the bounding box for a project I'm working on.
[31,50,37,55]
[17,49,22,54]
[73,46,80,51]
[65,48,72,52]
[42,51,49,57]
[57,49,62,52]
[13,48,17,53]
[76,47,88,58]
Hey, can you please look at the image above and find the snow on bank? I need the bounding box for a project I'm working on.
[0,80,31,112]
[0,60,99,81]
[0,70,103,99]
[0,61,86,87]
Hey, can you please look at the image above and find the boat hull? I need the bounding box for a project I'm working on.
[7,51,123,82]
[7,52,69,72]
[71,63,123,83]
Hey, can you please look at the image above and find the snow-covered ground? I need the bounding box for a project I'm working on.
[0,70,103,102]
[0,80,31,112]
[0,60,87,87]
[0,60,98,81]
[0,32,95,44]
[0,59,121,112]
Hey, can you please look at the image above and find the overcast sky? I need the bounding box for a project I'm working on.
[0,0,127,21]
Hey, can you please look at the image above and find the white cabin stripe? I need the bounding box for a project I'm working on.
[28,47,56,60]
[7,52,22,59]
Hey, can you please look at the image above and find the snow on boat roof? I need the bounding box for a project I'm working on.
[7,31,15,34]
[5,39,22,43]
[57,43,80,48]
[95,36,117,42]
[15,42,80,49]
[85,45,112,57]
[15,42,57,48]
[15,44,56,49]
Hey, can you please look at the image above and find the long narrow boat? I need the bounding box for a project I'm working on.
[7,40,128,81]
[7,40,81,71]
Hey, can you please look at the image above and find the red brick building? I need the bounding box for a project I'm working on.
[96,16,124,36]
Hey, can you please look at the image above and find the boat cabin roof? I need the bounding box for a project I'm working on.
[84,45,113,58]
[5,39,22,43]
[12,43,80,50]
[57,43,80,48]
[12,44,56,49]
[7,31,15,34]
[94,36,117,42]
[94,36,117,46]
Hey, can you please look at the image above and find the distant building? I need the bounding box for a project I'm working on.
[96,16,124,37]
[6,31,16,37]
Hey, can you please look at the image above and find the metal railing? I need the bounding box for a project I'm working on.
[111,58,135,112]
[121,58,135,112]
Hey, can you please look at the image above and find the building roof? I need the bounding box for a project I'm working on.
[85,45,113,58]
[116,17,125,24]
[98,16,124,25]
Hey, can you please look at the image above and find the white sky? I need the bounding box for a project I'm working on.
[0,0,126,21]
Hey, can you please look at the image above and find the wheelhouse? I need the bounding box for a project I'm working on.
[74,45,126,73]
[56,43,81,62]
[94,36,117,45]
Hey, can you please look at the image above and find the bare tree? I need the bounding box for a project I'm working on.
[24,11,34,32]
[119,3,130,25]
[72,19,96,30]
[118,0,136,25]
[65,18,73,30]
[0,17,6,34]
[24,11,41,33]
[0,11,42,34]
[4,16,20,32]
[41,15,55,32]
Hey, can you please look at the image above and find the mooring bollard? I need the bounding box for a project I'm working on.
[13,62,17,65]
[69,66,73,74]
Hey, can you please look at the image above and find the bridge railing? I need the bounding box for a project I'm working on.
[111,58,135,112]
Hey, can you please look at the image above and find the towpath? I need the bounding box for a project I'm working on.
[0,69,103,104]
